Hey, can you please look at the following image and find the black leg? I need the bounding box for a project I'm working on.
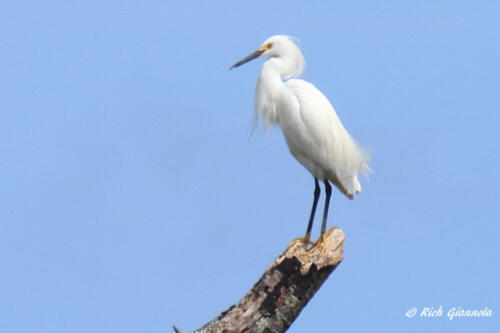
[305,178,320,238]
[320,180,332,234]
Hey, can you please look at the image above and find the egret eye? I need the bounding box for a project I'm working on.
[258,43,273,52]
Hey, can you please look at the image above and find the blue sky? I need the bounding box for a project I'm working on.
[1,1,499,332]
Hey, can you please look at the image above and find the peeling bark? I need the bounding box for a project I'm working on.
[174,227,345,333]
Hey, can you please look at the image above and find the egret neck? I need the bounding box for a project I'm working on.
[255,57,301,127]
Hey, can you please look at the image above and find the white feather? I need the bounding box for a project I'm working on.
[253,35,370,199]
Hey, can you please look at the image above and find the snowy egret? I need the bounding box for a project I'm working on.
[231,35,370,252]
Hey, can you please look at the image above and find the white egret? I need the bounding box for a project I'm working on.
[231,35,370,252]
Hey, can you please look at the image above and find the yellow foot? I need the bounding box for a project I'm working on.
[306,228,336,255]
[287,234,313,248]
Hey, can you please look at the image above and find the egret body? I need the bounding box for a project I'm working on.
[231,35,370,250]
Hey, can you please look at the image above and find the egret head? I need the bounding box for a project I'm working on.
[231,35,305,78]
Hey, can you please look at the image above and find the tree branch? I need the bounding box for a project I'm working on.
[175,227,344,333]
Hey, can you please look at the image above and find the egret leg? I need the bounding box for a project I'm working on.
[287,178,320,248]
[307,180,332,255]
[320,180,332,234]
[305,178,321,240]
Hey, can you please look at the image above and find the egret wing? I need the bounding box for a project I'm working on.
[283,79,369,197]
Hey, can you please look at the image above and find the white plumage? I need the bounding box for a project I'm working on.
[231,35,370,247]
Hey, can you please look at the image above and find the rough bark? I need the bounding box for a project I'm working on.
[174,227,344,333]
